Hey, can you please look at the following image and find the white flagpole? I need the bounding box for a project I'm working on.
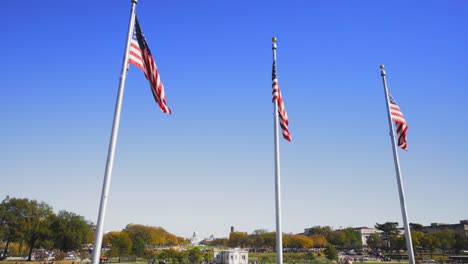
[379,65,415,264]
[272,37,283,264]
[91,1,138,264]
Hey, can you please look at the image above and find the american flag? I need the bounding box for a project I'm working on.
[388,93,408,150]
[272,60,291,141]
[128,16,171,114]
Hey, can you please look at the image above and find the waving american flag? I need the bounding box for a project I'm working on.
[272,60,291,141]
[129,16,171,114]
[388,93,408,150]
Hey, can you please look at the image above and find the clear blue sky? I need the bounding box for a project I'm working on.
[2,0,467,239]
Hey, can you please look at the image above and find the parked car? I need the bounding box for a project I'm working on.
[422,259,436,263]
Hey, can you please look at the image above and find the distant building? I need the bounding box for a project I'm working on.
[190,230,201,246]
[200,234,215,245]
[213,249,248,264]
[425,220,468,234]
[206,234,215,241]
[353,227,382,246]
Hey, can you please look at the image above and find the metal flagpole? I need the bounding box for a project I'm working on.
[379,65,416,264]
[91,1,138,264]
[272,37,284,264]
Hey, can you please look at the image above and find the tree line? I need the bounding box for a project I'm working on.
[2,196,467,262]
[206,224,467,256]
[0,196,94,261]
[203,227,361,251]
[102,224,189,261]
[0,196,188,262]
[368,222,468,257]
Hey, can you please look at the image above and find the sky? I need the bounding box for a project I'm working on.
[2,0,468,240]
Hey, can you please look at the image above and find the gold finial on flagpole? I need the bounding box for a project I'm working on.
[272,37,277,43]
[380,64,385,70]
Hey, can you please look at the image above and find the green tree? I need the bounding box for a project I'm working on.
[132,237,146,257]
[409,223,424,232]
[0,197,29,260]
[251,229,268,251]
[188,247,203,264]
[109,232,132,262]
[176,251,188,264]
[454,232,468,253]
[328,231,347,249]
[305,250,316,263]
[342,228,362,249]
[411,231,425,257]
[307,226,333,238]
[177,236,189,246]
[411,231,424,248]
[50,210,93,252]
[367,233,383,251]
[203,251,213,262]
[229,232,249,248]
[124,224,180,247]
[143,249,159,261]
[375,222,399,251]
[164,248,186,264]
[390,235,406,257]
[124,224,154,245]
[159,249,172,263]
[205,238,228,247]
[421,233,440,258]
[22,199,54,261]
[434,229,456,254]
[103,231,121,247]
[324,244,338,260]
[262,232,277,250]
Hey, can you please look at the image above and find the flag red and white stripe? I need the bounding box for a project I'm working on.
[129,16,171,114]
[388,93,408,150]
[129,35,144,72]
[272,60,291,141]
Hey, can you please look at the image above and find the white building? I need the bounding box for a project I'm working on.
[190,230,201,246]
[353,227,382,246]
[213,249,248,264]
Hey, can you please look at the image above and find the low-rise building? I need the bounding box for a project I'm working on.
[213,249,248,264]
[353,227,382,246]
[425,220,468,234]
